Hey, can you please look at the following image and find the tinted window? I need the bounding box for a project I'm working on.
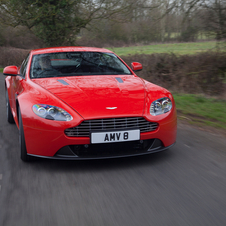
[30,52,132,78]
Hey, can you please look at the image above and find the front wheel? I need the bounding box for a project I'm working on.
[19,107,32,162]
[5,90,14,124]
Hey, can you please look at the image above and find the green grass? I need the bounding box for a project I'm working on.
[0,68,3,73]
[173,94,226,130]
[108,41,218,56]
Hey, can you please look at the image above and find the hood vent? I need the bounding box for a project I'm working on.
[115,77,124,83]
[57,79,69,85]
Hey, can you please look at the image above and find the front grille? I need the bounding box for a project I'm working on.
[65,117,158,137]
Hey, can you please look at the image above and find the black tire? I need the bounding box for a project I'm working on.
[19,107,32,162]
[5,90,15,124]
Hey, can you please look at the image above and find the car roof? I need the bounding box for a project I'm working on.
[30,46,113,55]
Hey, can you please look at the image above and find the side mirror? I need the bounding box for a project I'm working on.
[131,62,142,72]
[3,66,18,76]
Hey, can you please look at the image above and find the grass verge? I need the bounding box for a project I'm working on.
[109,41,218,56]
[0,68,3,73]
[173,94,226,131]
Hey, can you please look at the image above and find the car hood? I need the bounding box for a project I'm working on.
[33,75,145,119]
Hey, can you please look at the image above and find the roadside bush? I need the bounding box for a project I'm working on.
[1,26,43,49]
[0,47,29,67]
[122,51,226,96]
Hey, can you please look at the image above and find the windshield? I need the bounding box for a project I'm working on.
[30,52,132,78]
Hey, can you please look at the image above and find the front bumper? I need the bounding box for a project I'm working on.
[28,139,175,160]
[23,114,177,159]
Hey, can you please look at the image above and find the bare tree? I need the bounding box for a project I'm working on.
[201,0,226,42]
[171,0,226,42]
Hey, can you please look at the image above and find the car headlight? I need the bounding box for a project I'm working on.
[150,97,172,116]
[32,104,73,121]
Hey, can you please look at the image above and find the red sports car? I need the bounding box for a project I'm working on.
[3,46,177,161]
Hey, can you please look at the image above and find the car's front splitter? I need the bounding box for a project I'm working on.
[28,140,175,160]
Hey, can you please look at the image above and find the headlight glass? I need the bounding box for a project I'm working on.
[32,104,73,121]
[150,97,172,116]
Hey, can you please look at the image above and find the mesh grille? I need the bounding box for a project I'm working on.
[65,117,158,137]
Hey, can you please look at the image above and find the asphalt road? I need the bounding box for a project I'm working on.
[1,73,226,226]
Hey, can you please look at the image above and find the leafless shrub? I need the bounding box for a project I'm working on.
[0,47,29,67]
[122,51,226,96]
[2,26,43,49]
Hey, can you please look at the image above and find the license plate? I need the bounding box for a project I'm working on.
[91,129,140,144]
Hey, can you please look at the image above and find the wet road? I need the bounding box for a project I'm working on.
[1,74,226,226]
